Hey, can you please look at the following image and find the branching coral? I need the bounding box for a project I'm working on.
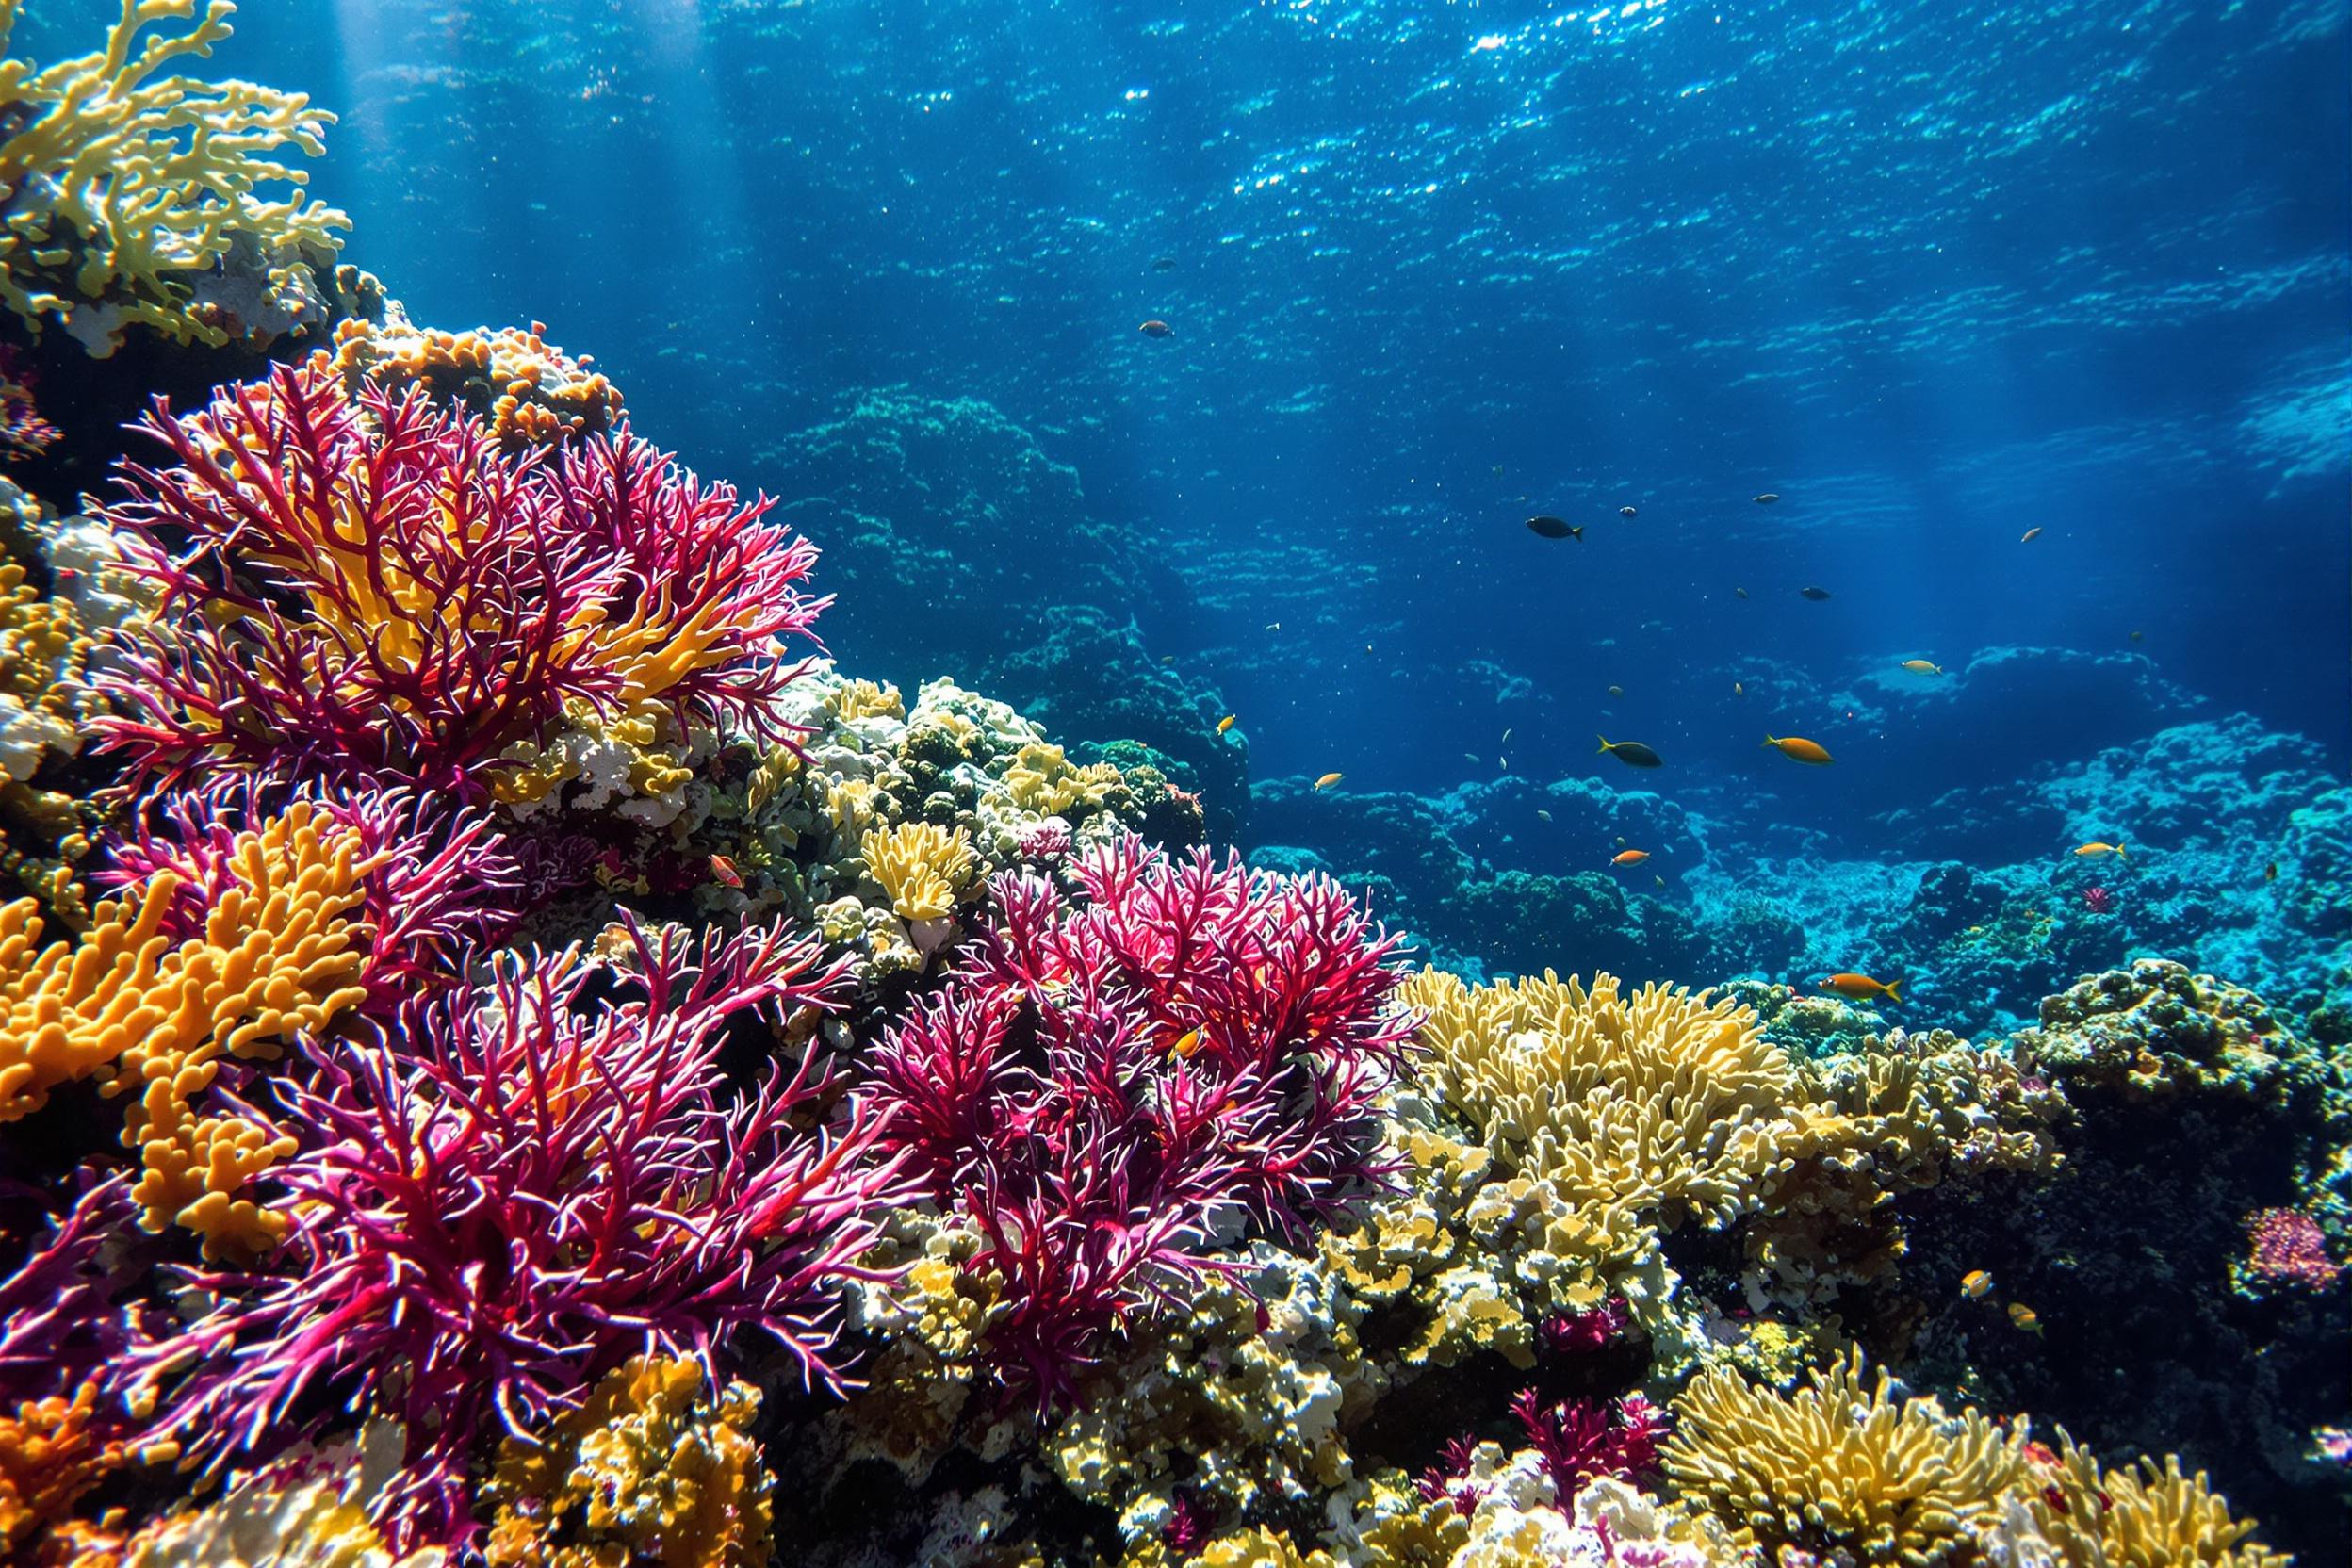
[1662,1348,2027,1568]
[482,1357,772,1568]
[2017,1435,2288,1568]
[91,363,827,793]
[132,916,903,1544]
[324,306,624,450]
[861,820,978,921]
[859,835,1411,1411]
[0,0,348,353]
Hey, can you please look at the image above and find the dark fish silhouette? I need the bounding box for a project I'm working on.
[1597,735,1662,768]
[1527,514,1584,541]
[1800,585,1832,601]
[1139,318,1173,337]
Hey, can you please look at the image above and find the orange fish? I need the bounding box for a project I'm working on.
[1611,849,1651,866]
[1763,734,1834,765]
[1314,772,1345,791]
[2074,841,2127,858]
[1168,1028,1204,1060]
[1961,1269,1994,1298]
[1821,972,1903,1004]
[1217,714,1237,734]
[709,854,743,889]
[1139,318,1172,337]
[2007,1302,2042,1334]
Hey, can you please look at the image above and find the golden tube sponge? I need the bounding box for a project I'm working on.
[1662,1348,2027,1568]
[0,0,349,352]
[860,821,977,921]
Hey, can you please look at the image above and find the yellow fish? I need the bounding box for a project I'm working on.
[1821,972,1903,1004]
[2007,1302,2042,1334]
[1961,1269,1993,1299]
[1611,849,1651,866]
[1900,660,1943,676]
[1217,714,1237,734]
[1764,734,1835,765]
[1314,772,1344,791]
[2074,841,2127,858]
[1168,1028,1204,1060]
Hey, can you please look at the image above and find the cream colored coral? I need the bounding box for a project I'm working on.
[0,0,347,351]
[1663,1348,2026,1568]
[2021,1436,2287,1568]
[861,821,977,921]
[1004,742,1119,816]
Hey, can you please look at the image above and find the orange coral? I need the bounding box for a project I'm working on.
[0,1380,174,1556]
[324,309,624,450]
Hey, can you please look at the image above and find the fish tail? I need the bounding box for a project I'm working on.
[1885,979,1904,1004]
[1596,735,1611,753]
[2116,844,2126,858]
[1761,735,1777,748]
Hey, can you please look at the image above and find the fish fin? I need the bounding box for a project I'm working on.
[1885,979,1903,1004]
[1761,735,1777,748]
[2116,844,2126,858]
[1596,735,1611,753]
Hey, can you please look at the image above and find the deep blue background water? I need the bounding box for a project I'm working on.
[22,0,2348,826]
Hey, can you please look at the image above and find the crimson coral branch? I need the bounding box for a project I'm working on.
[90,360,827,796]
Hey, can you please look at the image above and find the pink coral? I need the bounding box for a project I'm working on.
[2082,884,2116,916]
[91,362,827,794]
[1537,1297,1631,1360]
[861,836,1411,1411]
[131,916,906,1545]
[1510,1386,1669,1496]
[2243,1207,2342,1291]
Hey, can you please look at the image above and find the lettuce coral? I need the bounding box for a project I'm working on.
[92,363,825,793]
[0,0,348,354]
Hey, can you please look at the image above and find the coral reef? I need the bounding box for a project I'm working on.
[0,0,347,355]
[322,305,624,450]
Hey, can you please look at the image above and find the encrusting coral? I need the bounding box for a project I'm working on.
[323,304,625,450]
[0,0,348,354]
[482,1356,772,1568]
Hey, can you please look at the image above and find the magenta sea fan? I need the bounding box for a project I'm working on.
[133,915,905,1544]
[92,361,829,792]
[863,835,1413,1410]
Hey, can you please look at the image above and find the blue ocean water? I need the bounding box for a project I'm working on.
[24,0,2346,1021]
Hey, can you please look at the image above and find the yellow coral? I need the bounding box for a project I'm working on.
[0,0,347,351]
[1409,968,1816,1287]
[2023,1436,2287,1568]
[1,801,373,1252]
[828,677,906,721]
[483,1357,772,1568]
[1125,1527,1335,1568]
[860,821,976,921]
[1663,1348,2026,1568]
[1004,742,1119,816]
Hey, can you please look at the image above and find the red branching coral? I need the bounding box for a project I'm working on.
[0,347,59,463]
[1537,1297,1631,1360]
[131,916,906,1545]
[99,777,520,1005]
[862,835,1412,1411]
[2243,1207,2342,1291]
[91,361,828,794]
[1511,1386,1668,1497]
[2082,884,2117,916]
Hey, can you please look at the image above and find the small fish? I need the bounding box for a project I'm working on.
[2073,841,2127,859]
[1799,585,1832,601]
[1151,255,1177,270]
[1961,1269,1994,1299]
[1139,318,1173,337]
[1266,621,1282,630]
[1654,874,1666,889]
[1735,586,1750,599]
[1607,684,1624,698]
[1217,714,1237,735]
[1733,681,1746,697]
[1764,734,1835,765]
[2265,861,2279,883]
[1500,727,1513,744]
[1314,772,1345,791]
[1492,464,1506,477]
[1821,972,1903,1004]
[1619,505,1638,517]
[2130,629,2144,642]
[1160,655,1177,665]
[1597,735,1663,768]
[1168,1028,1204,1060]
[1536,808,1553,822]
[1464,753,1481,765]
[2007,1302,2042,1334]
[1614,835,1627,846]
[1900,660,1943,676]
[1611,849,1652,866]
[1754,492,1781,504]
[1527,514,1585,541]
[709,854,743,889]
[2020,526,2043,543]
